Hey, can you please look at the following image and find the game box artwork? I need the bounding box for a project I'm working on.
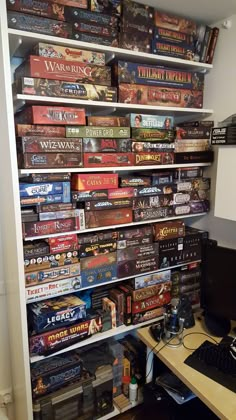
[25,262,81,287]
[85,208,133,228]
[17,137,82,154]
[119,84,203,108]
[151,41,194,61]
[154,11,197,35]
[83,153,134,167]
[154,220,185,241]
[66,126,130,138]
[25,276,82,303]
[15,56,111,85]
[87,116,129,127]
[15,106,86,125]
[132,128,175,141]
[22,217,81,239]
[117,256,159,278]
[72,31,119,47]
[131,280,172,302]
[116,61,204,90]
[8,11,72,38]
[33,43,105,65]
[90,0,121,15]
[153,27,194,46]
[16,78,117,102]
[122,0,154,25]
[72,173,118,191]
[73,21,118,38]
[24,249,79,273]
[119,175,151,188]
[83,138,132,153]
[15,124,66,137]
[7,0,88,19]
[67,7,118,26]
[19,181,71,198]
[134,152,174,166]
[18,152,83,169]
[84,198,132,211]
[129,114,174,129]
[119,32,152,53]
[132,291,171,314]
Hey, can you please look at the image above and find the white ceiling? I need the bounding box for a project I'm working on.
[137,0,236,24]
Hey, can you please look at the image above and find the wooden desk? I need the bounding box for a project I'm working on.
[138,317,236,420]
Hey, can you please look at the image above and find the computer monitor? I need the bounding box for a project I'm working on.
[201,239,236,336]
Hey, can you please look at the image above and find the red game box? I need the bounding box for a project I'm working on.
[47,234,78,254]
[71,173,118,191]
[83,153,135,167]
[22,218,80,239]
[15,125,66,137]
[18,152,83,169]
[15,106,86,125]
[15,56,111,85]
[85,208,133,228]
[132,291,171,314]
[119,84,203,108]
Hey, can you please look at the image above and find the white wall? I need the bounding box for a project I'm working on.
[192,14,236,249]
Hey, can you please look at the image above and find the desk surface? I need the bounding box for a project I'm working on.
[138,316,236,420]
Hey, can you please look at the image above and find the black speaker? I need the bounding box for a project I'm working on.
[178,295,195,329]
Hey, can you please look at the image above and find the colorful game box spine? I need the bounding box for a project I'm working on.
[132,128,175,141]
[25,262,81,286]
[19,182,71,198]
[72,173,118,191]
[117,256,159,278]
[117,243,158,262]
[134,185,174,196]
[122,0,154,25]
[8,11,72,38]
[133,207,172,222]
[81,263,117,288]
[29,314,102,355]
[132,194,173,209]
[39,209,83,221]
[84,198,132,211]
[17,137,82,154]
[84,153,134,167]
[134,152,174,166]
[151,172,174,186]
[153,220,185,241]
[129,114,174,129]
[22,217,81,239]
[52,0,88,6]
[132,306,164,324]
[131,280,172,301]
[174,167,203,179]
[83,138,132,153]
[85,208,133,228]
[72,31,119,47]
[151,41,194,60]
[25,249,79,273]
[19,153,83,169]
[47,234,78,254]
[119,176,151,188]
[31,354,82,398]
[72,190,109,202]
[108,188,134,199]
[117,61,204,90]
[119,84,203,108]
[132,142,175,153]
[15,125,66,137]
[73,21,118,38]
[129,269,171,290]
[87,116,129,127]
[78,239,117,258]
[90,0,121,15]
[33,43,105,65]
[66,126,130,138]
[16,78,117,101]
[132,291,171,314]
[15,57,111,85]
[20,194,70,207]
[153,27,194,46]
[26,275,82,303]
[117,235,153,250]
[117,284,132,325]
[7,0,67,21]
[15,106,86,125]
[154,11,197,35]
[176,125,212,140]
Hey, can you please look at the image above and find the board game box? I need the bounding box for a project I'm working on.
[119,175,151,188]
[15,106,86,125]
[133,207,172,222]
[72,190,109,202]
[78,239,117,258]
[131,280,172,302]
[153,27,194,46]
[18,152,83,169]
[8,11,72,38]
[7,0,88,17]
[134,152,174,165]
[116,61,204,90]
[129,114,174,129]
[85,208,133,228]
[132,128,175,141]
[15,124,66,137]
[28,294,86,334]
[117,256,159,278]
[83,138,132,153]
[83,153,134,167]
[132,291,171,314]
[132,194,173,209]
[84,198,132,211]
[25,262,81,287]
[119,31,152,53]
[151,41,194,60]
[87,116,129,127]
[66,126,130,138]
[19,181,71,198]
[154,11,197,35]
[32,43,105,65]
[39,209,83,221]
[26,276,82,303]
[117,243,158,262]
[16,78,117,102]
[66,7,118,25]
[132,142,175,153]
[22,217,81,239]
[15,56,111,85]
[17,137,82,154]
[119,84,203,108]
[129,269,171,290]
[132,306,164,324]
[47,234,78,254]
[73,21,118,38]
[121,0,154,25]
[90,0,121,15]
[72,31,119,47]
[72,174,118,191]
[23,241,50,259]
[24,249,79,273]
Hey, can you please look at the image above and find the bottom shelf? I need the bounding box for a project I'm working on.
[99,395,143,420]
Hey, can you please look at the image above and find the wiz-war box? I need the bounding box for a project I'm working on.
[72,173,118,191]
[119,84,203,108]
[17,137,82,154]
[66,126,130,138]
[129,114,174,129]
[28,294,86,334]
[8,11,72,38]
[33,43,105,65]
[83,138,132,153]
[15,56,111,85]
[31,353,83,399]
[154,11,197,35]
[116,61,204,90]
[16,78,117,102]
[15,106,86,125]
[18,152,83,169]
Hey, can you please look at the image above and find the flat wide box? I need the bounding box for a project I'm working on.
[129,114,174,129]
[16,124,66,137]
[19,152,83,169]
[117,243,158,262]
[211,127,236,145]
[132,291,171,314]
[119,31,152,53]
[33,43,105,65]
[19,181,70,198]
[7,0,87,20]
[15,106,86,125]
[8,11,72,38]
[73,21,118,38]
[131,280,172,301]
[66,126,130,138]
[132,128,174,142]
[116,61,204,90]
[16,78,117,101]
[134,152,174,165]
[84,153,134,167]
[25,262,80,286]
[85,208,133,228]
[85,198,132,211]
[25,276,82,302]
[133,206,172,222]
[24,249,79,273]
[132,306,164,324]
[17,137,82,153]
[83,138,132,153]
[87,116,129,127]
[174,151,214,164]
[119,84,203,108]
[117,256,159,278]
[122,0,154,25]
[15,56,111,85]
[154,11,197,35]
[153,220,185,241]
[81,263,117,288]
[22,217,80,239]
[176,125,212,140]
[151,41,194,61]
[71,174,118,191]
[129,269,171,290]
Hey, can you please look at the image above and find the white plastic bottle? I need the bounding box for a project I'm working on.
[129,376,138,402]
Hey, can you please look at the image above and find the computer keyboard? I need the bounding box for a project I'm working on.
[184,337,236,392]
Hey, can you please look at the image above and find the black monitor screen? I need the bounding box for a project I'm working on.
[201,240,236,321]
